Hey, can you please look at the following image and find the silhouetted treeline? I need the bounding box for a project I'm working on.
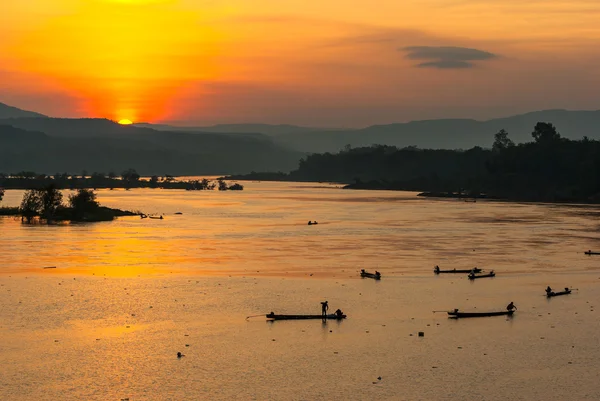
[228,123,600,202]
[0,170,243,191]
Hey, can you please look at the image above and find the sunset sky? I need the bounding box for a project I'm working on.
[1,0,599,126]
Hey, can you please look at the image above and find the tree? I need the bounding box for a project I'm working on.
[40,185,63,221]
[0,187,4,203]
[493,129,515,152]
[19,190,42,223]
[69,189,99,219]
[149,175,159,188]
[121,168,140,189]
[532,122,561,143]
[217,178,228,191]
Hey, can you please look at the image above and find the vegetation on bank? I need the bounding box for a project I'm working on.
[1,186,138,223]
[0,169,243,191]
[226,122,600,203]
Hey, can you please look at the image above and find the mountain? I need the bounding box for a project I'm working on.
[133,122,316,136]
[0,118,303,175]
[0,102,47,119]
[272,110,600,153]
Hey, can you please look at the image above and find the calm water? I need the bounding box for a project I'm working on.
[2,182,600,400]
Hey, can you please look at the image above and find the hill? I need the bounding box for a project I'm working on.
[0,119,302,175]
[272,110,600,152]
[0,102,47,119]
[133,122,316,136]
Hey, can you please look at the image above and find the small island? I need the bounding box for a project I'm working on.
[0,186,139,223]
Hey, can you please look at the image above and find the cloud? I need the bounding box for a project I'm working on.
[401,46,497,68]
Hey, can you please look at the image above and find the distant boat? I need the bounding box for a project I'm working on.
[468,270,495,280]
[434,266,482,274]
[584,250,600,255]
[547,289,572,297]
[149,215,163,220]
[360,269,381,280]
[448,309,514,318]
[266,312,346,320]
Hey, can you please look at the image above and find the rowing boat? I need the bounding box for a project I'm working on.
[266,313,346,320]
[360,270,381,280]
[448,310,514,318]
[434,267,482,274]
[468,271,495,280]
[584,251,600,255]
[547,289,571,297]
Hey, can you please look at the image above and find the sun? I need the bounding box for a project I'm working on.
[118,119,133,125]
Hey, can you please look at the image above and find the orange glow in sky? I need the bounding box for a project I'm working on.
[1,0,600,126]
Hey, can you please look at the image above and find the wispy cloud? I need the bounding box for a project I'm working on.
[401,46,497,69]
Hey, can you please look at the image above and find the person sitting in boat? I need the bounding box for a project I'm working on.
[506,302,517,311]
[468,272,475,279]
[321,301,329,316]
[375,271,381,278]
[334,309,344,318]
[564,287,569,292]
[546,286,553,295]
[308,221,313,225]
[434,265,440,273]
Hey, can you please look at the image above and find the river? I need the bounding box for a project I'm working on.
[1,182,600,400]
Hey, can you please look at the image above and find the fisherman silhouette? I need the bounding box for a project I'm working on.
[321,301,329,316]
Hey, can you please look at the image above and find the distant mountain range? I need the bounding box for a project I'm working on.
[0,102,46,119]
[136,109,600,152]
[1,101,600,174]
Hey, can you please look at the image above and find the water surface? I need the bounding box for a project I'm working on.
[1,182,600,400]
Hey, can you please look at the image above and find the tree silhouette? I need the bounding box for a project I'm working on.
[121,168,140,189]
[492,129,515,151]
[69,189,99,219]
[532,122,561,143]
[19,190,42,223]
[40,184,63,222]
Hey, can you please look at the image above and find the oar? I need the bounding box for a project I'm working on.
[432,310,449,313]
[245,314,265,320]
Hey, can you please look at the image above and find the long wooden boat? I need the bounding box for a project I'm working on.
[468,271,495,280]
[584,251,600,255]
[547,289,571,297]
[434,267,482,274]
[448,310,514,318]
[360,270,381,280]
[266,313,346,320]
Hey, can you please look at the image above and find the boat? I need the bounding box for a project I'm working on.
[434,266,482,274]
[266,312,346,320]
[149,215,164,220]
[584,250,600,255]
[447,309,514,318]
[360,269,381,280]
[468,271,495,280]
[547,289,572,297]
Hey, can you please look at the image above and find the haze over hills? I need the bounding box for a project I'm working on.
[133,122,316,136]
[2,102,600,175]
[133,109,600,152]
[270,110,600,152]
[0,105,303,175]
[0,102,47,119]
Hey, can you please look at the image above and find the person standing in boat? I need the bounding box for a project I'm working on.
[506,302,517,311]
[321,301,329,316]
